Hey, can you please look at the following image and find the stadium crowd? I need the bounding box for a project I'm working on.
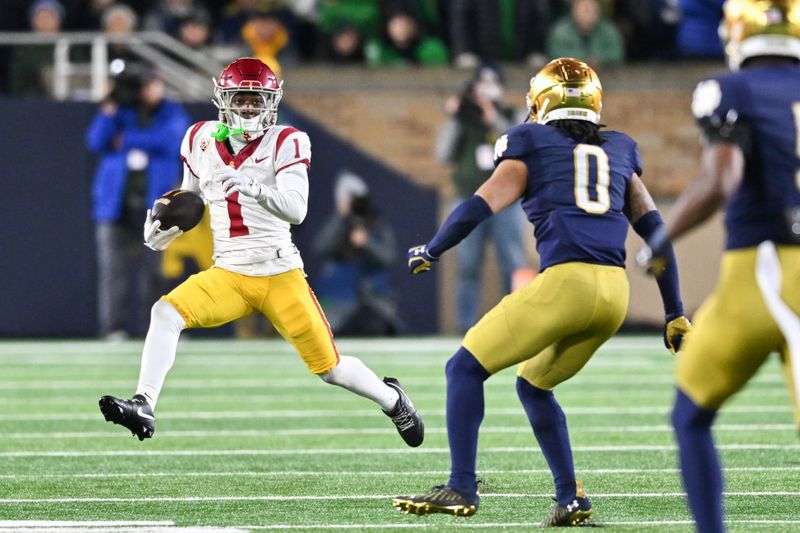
[1,0,727,97]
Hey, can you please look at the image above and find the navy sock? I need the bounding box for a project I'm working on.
[672,388,724,533]
[446,347,490,497]
[516,377,576,505]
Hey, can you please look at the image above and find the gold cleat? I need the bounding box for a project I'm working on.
[392,485,478,517]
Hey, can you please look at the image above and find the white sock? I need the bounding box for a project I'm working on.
[135,300,185,409]
[319,355,399,411]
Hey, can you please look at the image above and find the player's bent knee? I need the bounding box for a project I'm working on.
[446,347,491,381]
[318,359,344,384]
[671,388,716,431]
[150,300,185,331]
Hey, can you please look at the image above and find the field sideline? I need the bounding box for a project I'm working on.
[0,336,798,532]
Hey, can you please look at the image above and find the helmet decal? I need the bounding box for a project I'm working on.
[526,58,603,125]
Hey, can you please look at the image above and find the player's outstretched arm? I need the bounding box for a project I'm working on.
[407,159,527,275]
[626,174,692,353]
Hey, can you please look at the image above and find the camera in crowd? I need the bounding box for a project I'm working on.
[107,59,154,107]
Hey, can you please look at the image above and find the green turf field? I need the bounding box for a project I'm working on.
[0,336,798,532]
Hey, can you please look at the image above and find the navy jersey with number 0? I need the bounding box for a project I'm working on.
[692,64,800,249]
[494,123,642,270]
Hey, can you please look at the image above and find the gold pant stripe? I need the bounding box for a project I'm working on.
[162,267,339,375]
[306,284,340,362]
[463,262,629,389]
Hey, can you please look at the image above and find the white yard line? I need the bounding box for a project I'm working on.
[0,522,174,527]
[0,374,788,390]
[3,466,800,480]
[0,405,792,422]
[243,520,800,530]
[2,423,795,440]
[2,443,799,458]
[2,491,799,504]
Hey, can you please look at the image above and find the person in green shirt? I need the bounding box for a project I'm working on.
[547,0,625,68]
[365,6,448,67]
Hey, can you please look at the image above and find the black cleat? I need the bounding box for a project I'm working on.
[393,485,479,516]
[541,480,593,527]
[99,394,155,441]
[382,377,424,447]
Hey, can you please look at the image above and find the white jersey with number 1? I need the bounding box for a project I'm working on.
[179,121,311,276]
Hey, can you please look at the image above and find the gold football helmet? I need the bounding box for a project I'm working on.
[526,58,603,125]
[721,0,800,69]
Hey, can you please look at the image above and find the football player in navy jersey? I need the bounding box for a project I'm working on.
[393,57,692,526]
[637,2,800,532]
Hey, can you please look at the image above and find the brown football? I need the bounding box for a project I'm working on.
[151,189,204,232]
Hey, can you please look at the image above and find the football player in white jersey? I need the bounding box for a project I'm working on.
[99,58,424,447]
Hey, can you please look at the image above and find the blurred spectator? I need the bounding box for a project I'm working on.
[73,0,117,30]
[612,0,680,60]
[143,0,199,38]
[547,0,625,68]
[313,172,403,336]
[364,5,449,67]
[514,0,552,67]
[449,0,502,68]
[676,0,725,58]
[436,64,528,333]
[102,4,140,62]
[85,62,190,340]
[317,0,381,38]
[219,0,295,44]
[285,0,320,61]
[242,13,289,74]
[8,0,65,98]
[177,9,213,51]
[325,24,366,63]
[317,0,382,62]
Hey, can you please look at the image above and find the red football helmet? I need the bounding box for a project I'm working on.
[212,57,283,138]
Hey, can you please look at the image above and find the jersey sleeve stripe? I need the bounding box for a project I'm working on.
[274,126,300,158]
[275,159,311,174]
[188,121,207,153]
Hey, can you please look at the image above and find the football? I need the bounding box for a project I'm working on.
[151,189,204,232]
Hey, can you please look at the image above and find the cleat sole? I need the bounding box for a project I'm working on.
[392,498,476,517]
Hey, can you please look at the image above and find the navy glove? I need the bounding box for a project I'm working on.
[407,244,438,275]
[636,226,670,277]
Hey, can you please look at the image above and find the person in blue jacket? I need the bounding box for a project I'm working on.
[86,61,190,340]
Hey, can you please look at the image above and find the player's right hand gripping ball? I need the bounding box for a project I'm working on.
[664,316,692,354]
[407,244,438,275]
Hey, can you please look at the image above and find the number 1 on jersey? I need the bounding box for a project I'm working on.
[573,144,610,214]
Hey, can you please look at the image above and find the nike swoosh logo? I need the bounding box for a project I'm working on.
[137,407,155,421]
[254,155,269,164]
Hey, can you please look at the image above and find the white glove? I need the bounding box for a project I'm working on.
[214,166,265,200]
[143,209,183,251]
